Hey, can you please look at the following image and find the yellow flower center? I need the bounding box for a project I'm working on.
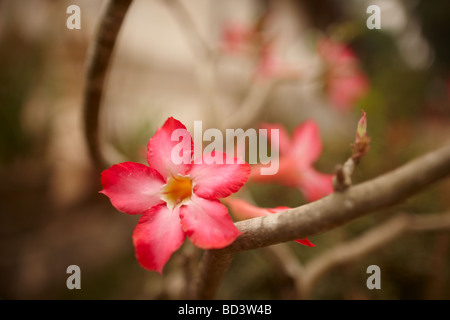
[161,175,193,209]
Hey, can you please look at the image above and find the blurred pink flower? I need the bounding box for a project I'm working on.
[220,21,255,54]
[220,21,299,80]
[224,197,315,247]
[250,120,333,202]
[100,117,250,273]
[318,38,369,112]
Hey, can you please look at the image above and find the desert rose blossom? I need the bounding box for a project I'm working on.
[220,21,299,81]
[224,197,315,247]
[100,117,250,273]
[250,121,333,202]
[317,38,369,112]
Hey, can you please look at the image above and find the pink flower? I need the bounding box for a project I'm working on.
[224,198,314,247]
[100,117,251,273]
[317,38,369,112]
[220,21,299,81]
[220,22,255,54]
[250,121,333,202]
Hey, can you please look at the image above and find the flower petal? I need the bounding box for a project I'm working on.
[297,168,333,202]
[190,151,250,199]
[291,121,323,167]
[223,197,271,220]
[147,117,193,179]
[179,195,241,249]
[295,238,315,247]
[259,123,291,155]
[132,204,186,273]
[100,162,165,215]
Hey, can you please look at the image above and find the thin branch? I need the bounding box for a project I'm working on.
[301,211,450,297]
[332,158,356,191]
[220,78,276,130]
[162,0,222,127]
[333,110,369,191]
[219,71,302,130]
[83,0,133,172]
[300,213,410,296]
[260,244,305,299]
[162,0,213,59]
[250,211,450,299]
[193,143,450,298]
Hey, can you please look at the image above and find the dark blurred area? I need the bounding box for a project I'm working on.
[0,0,449,299]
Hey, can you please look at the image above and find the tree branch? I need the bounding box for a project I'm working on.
[220,79,276,130]
[300,213,410,296]
[193,143,450,298]
[83,0,133,172]
[263,211,450,299]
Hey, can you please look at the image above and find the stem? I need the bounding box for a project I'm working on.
[83,0,133,172]
[194,250,235,300]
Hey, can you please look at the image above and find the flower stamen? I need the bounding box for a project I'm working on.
[161,175,193,209]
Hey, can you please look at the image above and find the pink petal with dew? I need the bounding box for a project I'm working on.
[132,204,186,273]
[291,121,323,167]
[100,162,165,215]
[179,195,241,249]
[147,117,193,179]
[190,151,251,200]
[297,168,334,202]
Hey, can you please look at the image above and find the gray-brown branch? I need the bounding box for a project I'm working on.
[83,0,133,172]
[194,143,450,299]
[263,211,450,299]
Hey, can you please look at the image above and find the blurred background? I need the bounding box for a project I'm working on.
[0,0,449,299]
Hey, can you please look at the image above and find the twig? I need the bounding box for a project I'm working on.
[161,0,222,126]
[300,213,410,296]
[220,78,276,130]
[260,244,305,299]
[332,158,356,191]
[193,143,450,298]
[250,211,450,299]
[162,0,213,59]
[333,110,369,191]
[83,0,133,172]
[301,211,450,297]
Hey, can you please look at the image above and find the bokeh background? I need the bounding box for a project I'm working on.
[1,0,449,299]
